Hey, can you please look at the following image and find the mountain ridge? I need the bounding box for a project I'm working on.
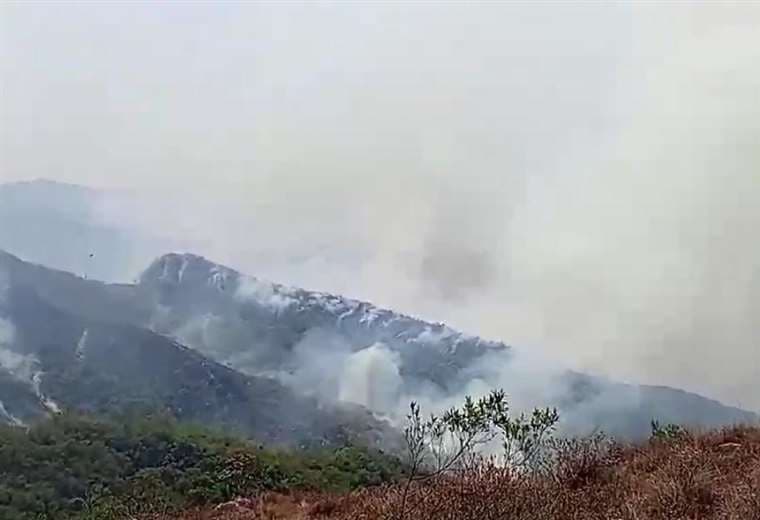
[1,247,756,441]
[0,249,399,449]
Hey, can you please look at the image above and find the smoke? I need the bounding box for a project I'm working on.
[2,2,760,410]
[338,343,403,412]
[0,319,39,389]
[270,326,649,437]
[492,6,760,407]
[234,275,298,313]
[0,260,14,345]
[270,331,405,415]
[0,318,14,348]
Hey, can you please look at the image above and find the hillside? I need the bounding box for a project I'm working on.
[0,250,397,449]
[0,248,756,441]
[0,413,404,520]
[136,253,758,439]
[2,402,759,520]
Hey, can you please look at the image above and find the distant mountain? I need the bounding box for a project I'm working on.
[0,250,396,448]
[138,253,504,395]
[135,254,760,438]
[0,248,755,440]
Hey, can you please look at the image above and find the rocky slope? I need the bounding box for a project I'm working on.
[1,249,755,440]
[0,250,395,448]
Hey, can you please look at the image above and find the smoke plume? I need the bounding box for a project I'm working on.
[2,2,759,410]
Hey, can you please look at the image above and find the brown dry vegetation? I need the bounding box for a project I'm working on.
[150,425,760,520]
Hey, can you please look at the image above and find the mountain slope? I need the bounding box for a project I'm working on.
[136,254,759,438]
[138,253,504,394]
[0,251,395,448]
[0,249,756,440]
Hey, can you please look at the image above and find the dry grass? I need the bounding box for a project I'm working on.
[151,425,760,520]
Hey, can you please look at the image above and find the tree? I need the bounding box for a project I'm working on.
[397,390,559,518]
[650,419,685,441]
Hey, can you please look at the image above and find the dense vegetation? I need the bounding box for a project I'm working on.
[3,394,759,520]
[0,412,404,520]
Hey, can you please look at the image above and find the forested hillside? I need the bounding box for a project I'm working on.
[0,413,403,520]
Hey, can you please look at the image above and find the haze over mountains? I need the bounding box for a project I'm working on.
[0,179,184,283]
[2,17,760,520]
[4,0,760,429]
[0,183,756,443]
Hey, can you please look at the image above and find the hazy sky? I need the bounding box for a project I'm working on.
[2,2,760,408]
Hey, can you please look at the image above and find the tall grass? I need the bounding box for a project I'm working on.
[160,425,760,520]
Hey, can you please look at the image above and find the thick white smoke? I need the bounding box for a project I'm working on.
[2,2,759,410]
[338,343,403,413]
[234,276,298,313]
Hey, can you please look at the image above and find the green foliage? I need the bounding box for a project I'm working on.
[0,412,404,520]
[398,390,559,518]
[501,406,561,469]
[650,419,686,441]
[404,389,559,477]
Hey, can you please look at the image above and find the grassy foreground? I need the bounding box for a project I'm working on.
[3,412,760,519]
[158,425,760,520]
